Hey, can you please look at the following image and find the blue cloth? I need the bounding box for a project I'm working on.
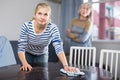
[0,36,16,67]
[60,68,85,76]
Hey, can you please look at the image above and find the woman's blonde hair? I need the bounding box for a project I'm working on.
[31,3,51,22]
[78,3,92,21]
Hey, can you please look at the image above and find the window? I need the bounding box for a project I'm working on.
[85,0,120,40]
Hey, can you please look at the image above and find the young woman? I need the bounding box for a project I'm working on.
[66,3,93,47]
[18,3,78,72]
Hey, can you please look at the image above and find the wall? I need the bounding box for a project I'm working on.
[0,0,61,40]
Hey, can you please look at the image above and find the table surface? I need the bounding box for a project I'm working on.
[0,62,113,80]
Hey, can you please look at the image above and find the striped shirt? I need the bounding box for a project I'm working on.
[18,21,64,55]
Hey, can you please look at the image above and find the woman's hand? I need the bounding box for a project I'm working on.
[64,65,80,73]
[72,38,80,42]
[20,63,32,71]
[66,28,71,33]
[66,27,78,39]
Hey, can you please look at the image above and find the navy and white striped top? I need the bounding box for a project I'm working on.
[18,21,64,55]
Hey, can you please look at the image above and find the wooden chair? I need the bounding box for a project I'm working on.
[99,49,120,80]
[69,46,96,67]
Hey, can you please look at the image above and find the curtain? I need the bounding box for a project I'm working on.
[59,0,83,53]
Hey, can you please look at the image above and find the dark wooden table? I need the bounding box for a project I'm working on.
[0,62,113,80]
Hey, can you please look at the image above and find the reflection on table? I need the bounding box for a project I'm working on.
[0,62,113,80]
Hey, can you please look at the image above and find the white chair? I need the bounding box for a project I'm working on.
[69,46,96,67]
[99,49,120,80]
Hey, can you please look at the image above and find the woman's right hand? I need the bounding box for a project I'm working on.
[20,63,32,71]
[18,52,32,71]
[66,28,71,33]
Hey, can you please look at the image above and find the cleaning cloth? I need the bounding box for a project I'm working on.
[60,68,85,76]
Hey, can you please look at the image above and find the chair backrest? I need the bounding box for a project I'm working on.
[69,46,96,67]
[99,49,120,80]
[0,36,16,67]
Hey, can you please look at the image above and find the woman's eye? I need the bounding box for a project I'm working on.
[44,13,48,16]
[38,12,42,15]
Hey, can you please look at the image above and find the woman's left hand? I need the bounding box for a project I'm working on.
[64,65,80,73]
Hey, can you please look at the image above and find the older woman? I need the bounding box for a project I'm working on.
[66,3,93,47]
